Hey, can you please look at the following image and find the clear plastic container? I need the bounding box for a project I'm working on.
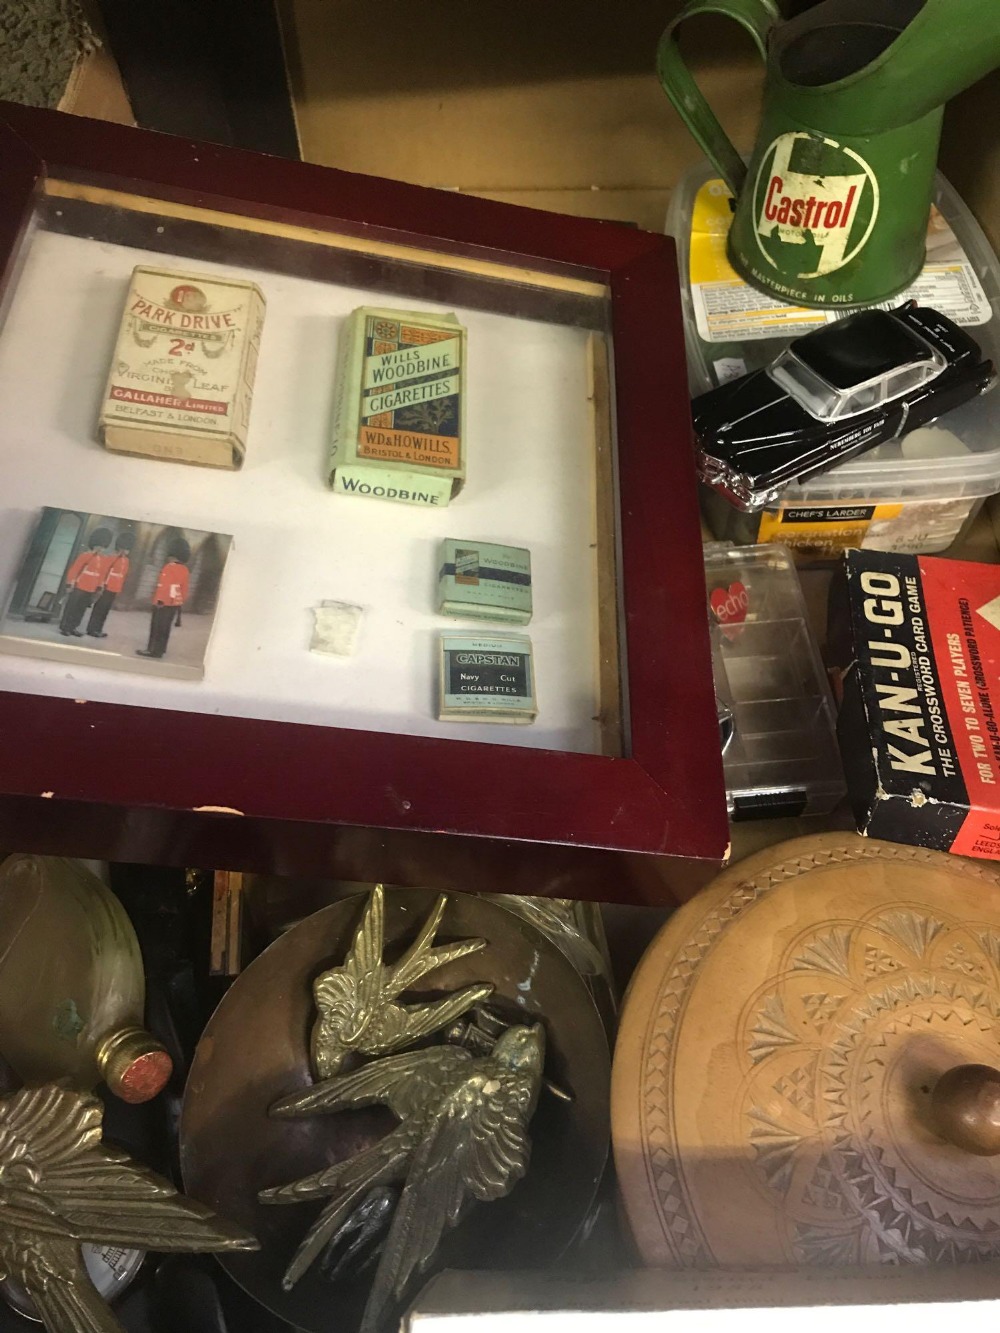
[705,543,845,818]
[669,164,1000,560]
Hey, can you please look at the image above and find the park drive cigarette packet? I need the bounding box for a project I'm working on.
[329,306,466,506]
[438,633,536,724]
[100,266,266,470]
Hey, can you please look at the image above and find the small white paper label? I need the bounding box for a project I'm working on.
[311,601,363,657]
[713,357,747,385]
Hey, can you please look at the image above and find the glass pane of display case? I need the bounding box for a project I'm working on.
[0,179,621,757]
[0,105,727,885]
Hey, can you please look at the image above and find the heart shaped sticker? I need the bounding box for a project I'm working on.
[709,581,749,640]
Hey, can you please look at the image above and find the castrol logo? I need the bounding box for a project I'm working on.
[753,131,880,278]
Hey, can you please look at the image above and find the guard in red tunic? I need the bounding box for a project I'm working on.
[86,529,135,639]
[137,538,191,660]
[58,528,112,637]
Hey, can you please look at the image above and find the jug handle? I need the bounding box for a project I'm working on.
[657,0,780,197]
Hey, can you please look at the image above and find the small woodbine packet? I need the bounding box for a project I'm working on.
[100,266,266,469]
[329,306,467,507]
[438,539,532,625]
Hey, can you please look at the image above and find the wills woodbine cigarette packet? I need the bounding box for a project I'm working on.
[329,306,466,506]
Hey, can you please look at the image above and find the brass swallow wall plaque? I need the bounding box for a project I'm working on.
[0,1083,257,1333]
[263,1024,545,1332]
[310,884,493,1078]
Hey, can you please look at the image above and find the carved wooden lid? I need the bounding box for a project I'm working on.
[612,834,1000,1269]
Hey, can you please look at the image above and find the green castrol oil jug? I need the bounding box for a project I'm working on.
[658,0,1000,307]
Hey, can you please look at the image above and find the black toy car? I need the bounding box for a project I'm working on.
[692,303,995,510]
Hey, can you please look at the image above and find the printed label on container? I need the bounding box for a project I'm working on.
[103,271,259,434]
[447,651,529,699]
[358,316,461,469]
[689,179,991,343]
[756,499,974,557]
[333,466,453,507]
[440,634,535,714]
[753,132,879,280]
[455,548,480,584]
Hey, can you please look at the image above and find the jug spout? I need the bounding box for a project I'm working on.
[775,0,1000,135]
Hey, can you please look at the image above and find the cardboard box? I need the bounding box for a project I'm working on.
[329,307,466,507]
[437,632,537,724]
[100,266,265,470]
[438,538,532,624]
[829,550,1000,857]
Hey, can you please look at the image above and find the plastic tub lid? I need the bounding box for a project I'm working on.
[667,163,1000,503]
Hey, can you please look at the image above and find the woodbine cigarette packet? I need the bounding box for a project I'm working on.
[438,539,532,625]
[438,632,536,724]
[100,266,266,470]
[329,306,466,506]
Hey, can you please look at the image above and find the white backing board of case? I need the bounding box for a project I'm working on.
[0,228,604,754]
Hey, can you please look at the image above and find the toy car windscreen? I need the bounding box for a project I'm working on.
[792,310,935,390]
[767,350,844,421]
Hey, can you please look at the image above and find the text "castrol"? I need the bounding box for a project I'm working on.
[763,176,858,230]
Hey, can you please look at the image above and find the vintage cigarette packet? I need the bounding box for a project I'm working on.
[438,632,536,724]
[438,539,532,625]
[99,266,266,470]
[329,306,466,506]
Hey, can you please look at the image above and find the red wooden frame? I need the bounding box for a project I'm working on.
[0,103,727,900]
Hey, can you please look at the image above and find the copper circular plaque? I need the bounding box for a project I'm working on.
[181,890,610,1331]
[613,834,1000,1269]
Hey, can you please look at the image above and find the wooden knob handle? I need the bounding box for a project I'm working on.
[931,1064,1000,1156]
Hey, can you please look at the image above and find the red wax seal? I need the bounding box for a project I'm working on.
[168,284,208,313]
[116,1048,173,1104]
[709,581,749,640]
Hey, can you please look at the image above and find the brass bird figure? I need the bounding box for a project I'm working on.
[310,885,494,1078]
[317,1184,397,1283]
[260,1023,546,1332]
[0,1083,258,1333]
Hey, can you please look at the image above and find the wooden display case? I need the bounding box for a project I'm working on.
[0,103,727,903]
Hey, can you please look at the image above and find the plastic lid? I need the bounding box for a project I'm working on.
[704,542,845,816]
[668,165,1000,503]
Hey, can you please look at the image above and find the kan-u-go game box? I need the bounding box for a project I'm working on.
[829,550,1000,858]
